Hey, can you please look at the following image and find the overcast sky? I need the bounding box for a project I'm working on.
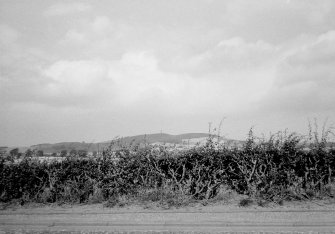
[1,0,335,146]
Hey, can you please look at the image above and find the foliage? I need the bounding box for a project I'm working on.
[1,126,334,206]
[9,148,19,157]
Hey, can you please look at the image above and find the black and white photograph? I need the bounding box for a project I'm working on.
[1,0,335,233]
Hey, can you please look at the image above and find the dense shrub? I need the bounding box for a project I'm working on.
[1,128,334,205]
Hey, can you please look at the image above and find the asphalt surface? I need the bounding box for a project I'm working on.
[1,209,335,233]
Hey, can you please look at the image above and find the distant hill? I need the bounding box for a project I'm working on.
[4,132,333,154]
[30,133,214,153]
[111,133,211,145]
[31,142,95,154]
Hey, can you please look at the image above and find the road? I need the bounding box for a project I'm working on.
[1,206,335,233]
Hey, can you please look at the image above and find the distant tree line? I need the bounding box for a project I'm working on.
[0,148,93,161]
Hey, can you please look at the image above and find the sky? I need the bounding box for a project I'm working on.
[1,0,335,146]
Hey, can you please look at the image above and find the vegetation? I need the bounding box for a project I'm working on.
[26,133,210,154]
[1,124,334,208]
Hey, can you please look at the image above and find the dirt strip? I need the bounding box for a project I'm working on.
[1,202,335,233]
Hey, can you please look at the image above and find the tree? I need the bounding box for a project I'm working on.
[60,150,67,157]
[10,148,19,158]
[1,147,12,162]
[37,150,44,157]
[69,149,77,157]
[25,149,33,158]
[78,150,87,158]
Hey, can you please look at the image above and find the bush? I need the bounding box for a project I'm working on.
[1,126,334,206]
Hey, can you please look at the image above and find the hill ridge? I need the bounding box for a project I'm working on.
[30,133,218,153]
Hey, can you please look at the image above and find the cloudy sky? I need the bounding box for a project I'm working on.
[1,0,335,146]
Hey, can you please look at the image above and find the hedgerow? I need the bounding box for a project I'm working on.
[1,128,334,206]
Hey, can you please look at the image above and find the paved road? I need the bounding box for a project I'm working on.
[1,209,335,233]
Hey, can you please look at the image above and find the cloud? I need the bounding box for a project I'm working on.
[36,49,276,119]
[62,15,129,41]
[43,60,111,103]
[0,24,19,45]
[0,24,20,66]
[3,1,335,146]
[59,16,132,59]
[222,0,335,43]
[261,30,335,113]
[170,37,278,76]
[0,24,48,108]
[61,16,113,45]
[62,30,87,45]
[40,52,192,110]
[1,21,279,117]
[44,2,92,16]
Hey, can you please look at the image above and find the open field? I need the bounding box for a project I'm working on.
[1,201,335,233]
